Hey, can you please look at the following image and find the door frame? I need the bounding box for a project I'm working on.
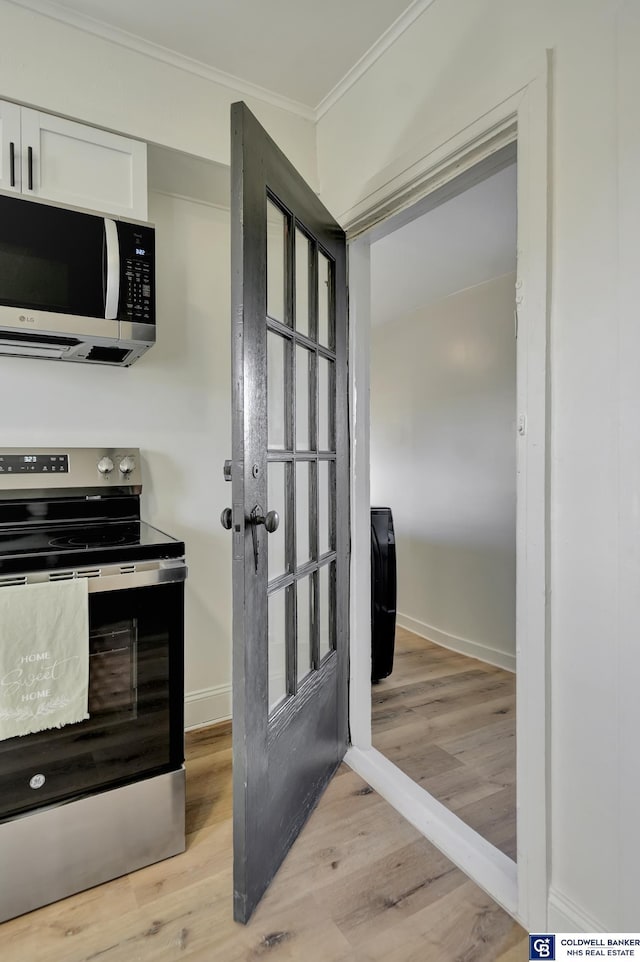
[344,58,551,930]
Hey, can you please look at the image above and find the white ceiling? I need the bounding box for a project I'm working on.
[10,0,419,111]
[370,164,517,327]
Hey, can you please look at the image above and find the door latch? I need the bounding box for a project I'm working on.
[249,504,280,571]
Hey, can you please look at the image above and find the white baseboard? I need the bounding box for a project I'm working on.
[547,886,606,932]
[184,684,231,731]
[396,613,516,673]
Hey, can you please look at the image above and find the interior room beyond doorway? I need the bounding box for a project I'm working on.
[368,162,518,858]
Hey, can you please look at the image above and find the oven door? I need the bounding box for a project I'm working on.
[0,564,185,822]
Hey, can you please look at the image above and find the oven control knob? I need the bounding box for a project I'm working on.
[119,456,136,476]
[97,456,114,476]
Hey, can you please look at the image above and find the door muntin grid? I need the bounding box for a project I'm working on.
[266,196,337,714]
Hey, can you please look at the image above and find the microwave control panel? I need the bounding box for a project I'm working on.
[118,221,155,325]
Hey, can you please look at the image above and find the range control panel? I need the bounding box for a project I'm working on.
[0,448,142,492]
[0,454,69,475]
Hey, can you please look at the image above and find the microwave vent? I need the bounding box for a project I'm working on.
[85,345,131,364]
[0,331,80,360]
[0,331,80,347]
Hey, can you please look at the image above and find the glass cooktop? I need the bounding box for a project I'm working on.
[0,521,184,575]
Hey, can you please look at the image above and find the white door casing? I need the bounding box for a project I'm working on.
[344,60,550,931]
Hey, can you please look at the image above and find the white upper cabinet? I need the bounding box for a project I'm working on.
[0,100,147,220]
[0,101,21,195]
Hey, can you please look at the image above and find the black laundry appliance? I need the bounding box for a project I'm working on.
[371,506,396,682]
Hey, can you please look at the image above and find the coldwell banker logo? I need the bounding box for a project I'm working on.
[530,935,555,960]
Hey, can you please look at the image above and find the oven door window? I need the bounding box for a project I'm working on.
[0,582,184,822]
[89,618,138,720]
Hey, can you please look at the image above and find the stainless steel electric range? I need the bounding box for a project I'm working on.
[0,448,186,923]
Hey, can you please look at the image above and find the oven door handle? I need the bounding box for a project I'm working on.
[85,564,187,594]
[0,563,187,593]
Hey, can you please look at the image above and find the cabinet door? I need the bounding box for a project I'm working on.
[0,100,21,193]
[20,110,147,220]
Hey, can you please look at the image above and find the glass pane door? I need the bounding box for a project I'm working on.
[266,198,338,713]
[230,102,348,924]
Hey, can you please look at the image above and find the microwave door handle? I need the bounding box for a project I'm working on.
[104,218,120,319]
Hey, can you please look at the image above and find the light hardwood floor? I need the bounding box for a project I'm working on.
[1,718,527,961]
[372,627,517,859]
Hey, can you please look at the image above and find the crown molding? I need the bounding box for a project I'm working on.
[5,0,439,125]
[4,0,316,121]
[314,0,439,120]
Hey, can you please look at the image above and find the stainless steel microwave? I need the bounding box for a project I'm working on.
[0,193,155,366]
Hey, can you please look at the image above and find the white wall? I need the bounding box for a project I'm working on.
[318,0,637,933]
[370,274,516,670]
[0,0,318,187]
[146,191,232,726]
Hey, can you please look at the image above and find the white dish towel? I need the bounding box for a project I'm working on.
[0,579,89,741]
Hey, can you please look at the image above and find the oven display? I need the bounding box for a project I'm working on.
[0,455,69,474]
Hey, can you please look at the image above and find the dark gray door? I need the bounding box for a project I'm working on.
[226,103,349,924]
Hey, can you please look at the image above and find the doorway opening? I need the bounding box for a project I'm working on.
[345,75,549,929]
[368,162,517,861]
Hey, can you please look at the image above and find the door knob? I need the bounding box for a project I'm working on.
[253,508,280,533]
[220,507,233,530]
[265,511,279,533]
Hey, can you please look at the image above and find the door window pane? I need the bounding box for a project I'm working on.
[318,460,333,556]
[318,356,334,452]
[296,460,311,567]
[268,461,287,582]
[318,251,332,348]
[296,577,312,684]
[296,345,312,451]
[295,228,310,337]
[268,331,287,451]
[319,563,335,661]
[267,199,286,323]
[268,589,287,713]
